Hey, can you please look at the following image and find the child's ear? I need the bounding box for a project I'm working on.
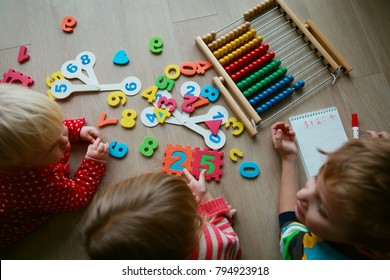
[355,244,389,260]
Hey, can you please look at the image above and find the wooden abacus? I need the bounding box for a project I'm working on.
[195,0,352,136]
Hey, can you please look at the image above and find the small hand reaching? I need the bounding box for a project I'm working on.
[80,126,100,143]
[183,168,213,203]
[366,130,390,139]
[271,122,297,160]
[86,138,109,161]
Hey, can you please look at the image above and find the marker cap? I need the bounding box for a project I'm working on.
[352,114,358,127]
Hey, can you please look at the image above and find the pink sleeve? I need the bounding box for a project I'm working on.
[192,197,242,259]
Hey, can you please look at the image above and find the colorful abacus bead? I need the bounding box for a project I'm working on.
[293,80,305,90]
[249,74,294,106]
[231,52,275,82]
[224,43,269,74]
[256,88,294,114]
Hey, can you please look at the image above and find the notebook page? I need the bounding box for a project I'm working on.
[289,106,348,178]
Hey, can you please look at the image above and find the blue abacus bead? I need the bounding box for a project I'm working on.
[286,88,294,96]
[270,98,277,106]
[256,106,264,114]
[264,88,273,98]
[294,80,305,90]
[261,104,268,112]
[275,82,282,90]
[266,101,273,108]
[286,75,294,83]
[274,95,281,103]
[271,85,278,92]
[249,99,256,106]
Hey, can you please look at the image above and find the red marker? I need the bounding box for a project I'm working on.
[352,114,359,139]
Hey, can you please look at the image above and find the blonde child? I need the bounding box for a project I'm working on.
[80,169,241,259]
[0,84,109,248]
[271,122,390,259]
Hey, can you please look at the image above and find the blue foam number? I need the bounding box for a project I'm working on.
[239,161,260,179]
[109,141,128,158]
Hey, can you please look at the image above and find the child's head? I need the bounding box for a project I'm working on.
[296,137,390,257]
[80,172,202,259]
[0,84,64,168]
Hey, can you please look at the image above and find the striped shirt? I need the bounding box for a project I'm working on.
[191,197,241,259]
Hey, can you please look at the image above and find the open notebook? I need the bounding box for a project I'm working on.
[289,106,348,178]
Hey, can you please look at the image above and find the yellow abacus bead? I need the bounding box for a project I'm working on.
[230,41,237,49]
[243,34,249,42]
[222,46,228,55]
[213,50,220,57]
[250,29,257,36]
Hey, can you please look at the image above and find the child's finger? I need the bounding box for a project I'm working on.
[183,168,195,182]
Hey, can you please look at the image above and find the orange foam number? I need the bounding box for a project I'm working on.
[61,16,77,33]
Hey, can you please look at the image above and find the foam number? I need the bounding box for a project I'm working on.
[149,36,163,54]
[155,75,174,92]
[120,109,137,128]
[109,141,128,158]
[201,84,220,102]
[230,148,244,162]
[180,62,197,77]
[141,85,158,103]
[179,60,212,76]
[61,16,77,33]
[225,117,244,136]
[154,107,171,123]
[164,64,180,80]
[157,96,177,113]
[107,91,127,107]
[98,112,118,127]
[194,60,212,75]
[139,137,158,157]
[239,161,260,179]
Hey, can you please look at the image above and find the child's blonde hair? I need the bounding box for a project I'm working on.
[0,84,64,167]
[321,137,390,252]
[81,172,202,259]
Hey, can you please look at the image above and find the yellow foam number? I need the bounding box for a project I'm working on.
[164,64,180,80]
[225,117,244,136]
[141,85,158,103]
[45,71,65,100]
[120,109,137,128]
[230,148,244,162]
[107,91,127,107]
[154,107,171,123]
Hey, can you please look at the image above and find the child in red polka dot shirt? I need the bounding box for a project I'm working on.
[0,84,109,248]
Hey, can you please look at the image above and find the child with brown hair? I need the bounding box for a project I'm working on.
[271,121,390,259]
[80,169,241,259]
[0,84,109,248]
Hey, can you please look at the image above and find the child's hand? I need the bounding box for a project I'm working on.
[81,126,100,143]
[183,168,213,204]
[86,138,109,161]
[227,203,237,219]
[271,122,297,160]
[366,130,390,139]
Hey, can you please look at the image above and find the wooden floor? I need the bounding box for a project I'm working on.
[1,0,389,260]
